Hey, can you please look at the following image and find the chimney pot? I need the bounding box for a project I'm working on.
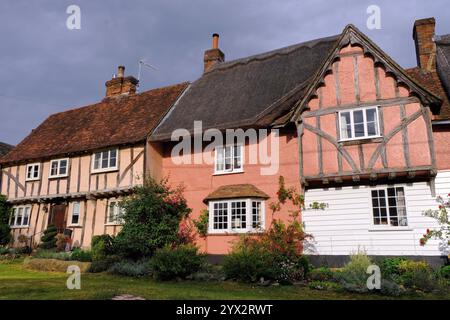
[117,65,125,78]
[203,33,225,73]
[105,65,139,98]
[212,33,219,49]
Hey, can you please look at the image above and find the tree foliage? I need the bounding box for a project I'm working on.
[114,178,191,259]
[0,195,11,246]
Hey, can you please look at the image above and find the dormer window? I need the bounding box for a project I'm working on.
[49,158,69,178]
[339,106,380,141]
[92,149,118,173]
[26,163,41,181]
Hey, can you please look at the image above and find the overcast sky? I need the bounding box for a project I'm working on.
[0,0,449,145]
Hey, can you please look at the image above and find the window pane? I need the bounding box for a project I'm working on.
[354,123,365,137]
[231,201,246,229]
[72,202,80,224]
[366,108,376,122]
[367,122,377,136]
[27,166,32,179]
[216,147,224,171]
[16,208,23,226]
[252,201,261,229]
[23,207,30,226]
[224,146,232,170]
[101,151,109,168]
[354,110,364,123]
[233,145,242,169]
[10,208,16,226]
[51,161,58,176]
[340,112,351,139]
[109,150,117,167]
[33,165,39,178]
[213,202,228,230]
[59,160,67,175]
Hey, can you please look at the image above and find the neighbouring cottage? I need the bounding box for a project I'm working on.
[0,67,188,248]
[1,18,449,266]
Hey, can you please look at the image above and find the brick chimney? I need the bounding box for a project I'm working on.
[203,33,225,73]
[105,66,139,97]
[413,17,436,71]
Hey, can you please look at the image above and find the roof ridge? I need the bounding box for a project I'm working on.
[46,81,190,119]
[205,34,341,74]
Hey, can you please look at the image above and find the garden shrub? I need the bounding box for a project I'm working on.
[114,178,191,259]
[55,234,68,252]
[33,249,71,260]
[39,225,58,249]
[70,248,92,262]
[396,260,436,292]
[91,234,115,261]
[380,279,406,297]
[335,251,373,293]
[223,223,311,284]
[149,244,205,280]
[23,258,91,273]
[223,241,276,282]
[308,267,335,282]
[0,247,9,255]
[439,265,450,279]
[108,260,151,277]
[0,195,12,246]
[88,255,122,273]
[380,257,406,277]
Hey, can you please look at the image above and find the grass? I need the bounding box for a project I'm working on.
[0,259,448,300]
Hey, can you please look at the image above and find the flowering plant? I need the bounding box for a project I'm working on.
[420,194,449,257]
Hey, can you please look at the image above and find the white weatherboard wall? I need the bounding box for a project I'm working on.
[303,171,450,257]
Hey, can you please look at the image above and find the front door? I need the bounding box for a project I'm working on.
[49,204,67,233]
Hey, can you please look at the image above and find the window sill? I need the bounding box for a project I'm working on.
[105,222,123,226]
[25,178,41,182]
[48,175,68,180]
[10,225,30,229]
[368,226,412,232]
[213,170,244,176]
[67,224,82,228]
[208,230,264,236]
[339,136,383,146]
[91,168,119,174]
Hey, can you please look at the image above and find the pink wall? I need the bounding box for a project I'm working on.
[156,129,300,254]
[302,44,433,179]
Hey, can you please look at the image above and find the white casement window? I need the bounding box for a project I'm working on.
[107,200,125,225]
[371,187,408,227]
[9,206,31,228]
[49,158,69,178]
[215,144,243,174]
[70,202,81,225]
[92,149,118,173]
[339,106,380,141]
[208,199,264,233]
[26,163,41,181]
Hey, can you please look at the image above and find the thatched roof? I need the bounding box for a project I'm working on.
[203,184,269,203]
[151,35,340,141]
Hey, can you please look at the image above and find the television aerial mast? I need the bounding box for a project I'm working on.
[137,59,158,92]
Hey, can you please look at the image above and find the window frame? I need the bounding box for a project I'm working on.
[338,106,381,142]
[25,163,41,181]
[91,148,119,174]
[69,202,81,226]
[208,198,265,234]
[49,158,69,178]
[106,199,125,225]
[214,144,244,175]
[369,186,409,229]
[9,205,31,228]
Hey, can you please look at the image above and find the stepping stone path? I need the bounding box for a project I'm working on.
[111,294,146,300]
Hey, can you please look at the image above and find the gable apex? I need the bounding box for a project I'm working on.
[290,24,442,122]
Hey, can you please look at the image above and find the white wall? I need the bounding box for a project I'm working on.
[303,171,450,256]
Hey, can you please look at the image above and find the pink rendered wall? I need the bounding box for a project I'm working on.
[433,126,450,170]
[157,129,300,254]
[302,44,433,178]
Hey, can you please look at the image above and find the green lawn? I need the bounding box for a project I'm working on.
[0,260,447,300]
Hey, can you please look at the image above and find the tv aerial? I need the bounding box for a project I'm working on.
[137,58,158,92]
